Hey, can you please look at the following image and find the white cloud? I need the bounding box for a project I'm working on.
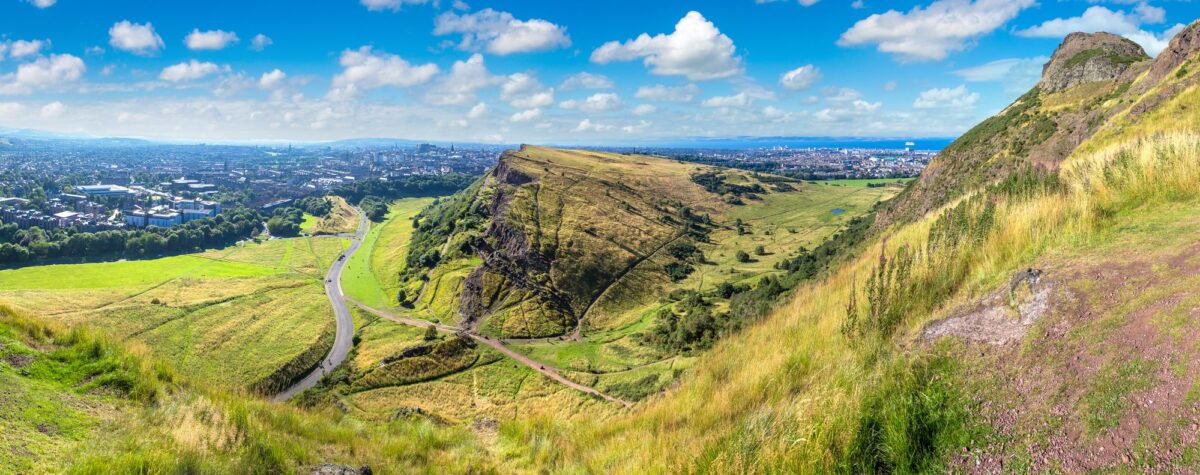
[185,29,239,51]
[824,87,863,102]
[559,72,614,90]
[467,102,488,119]
[0,54,86,95]
[572,118,615,133]
[761,105,791,120]
[883,80,898,91]
[0,102,24,117]
[632,104,657,115]
[779,64,821,90]
[839,0,1035,62]
[814,99,881,122]
[913,85,979,109]
[425,53,501,105]
[954,56,1048,93]
[1016,6,1182,56]
[159,60,224,82]
[8,40,47,59]
[500,73,554,108]
[591,11,742,80]
[329,46,439,100]
[560,92,622,112]
[635,83,700,102]
[510,108,542,122]
[360,0,430,11]
[250,34,273,51]
[259,69,287,88]
[25,0,55,8]
[701,92,752,108]
[40,101,64,118]
[109,20,164,56]
[434,9,571,55]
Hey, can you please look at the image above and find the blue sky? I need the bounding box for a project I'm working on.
[0,0,1194,143]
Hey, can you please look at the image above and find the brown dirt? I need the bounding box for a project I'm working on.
[937,243,1200,473]
[4,352,32,369]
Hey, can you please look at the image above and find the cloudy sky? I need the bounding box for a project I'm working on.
[0,0,1194,143]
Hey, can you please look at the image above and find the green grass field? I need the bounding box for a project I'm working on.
[817,177,915,188]
[0,237,347,393]
[342,198,433,309]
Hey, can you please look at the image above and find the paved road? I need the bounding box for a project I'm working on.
[350,300,630,407]
[274,209,368,402]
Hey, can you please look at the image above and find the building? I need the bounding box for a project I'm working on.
[77,184,137,197]
[124,208,183,228]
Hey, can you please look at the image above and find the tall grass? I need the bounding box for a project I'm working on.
[499,132,1200,473]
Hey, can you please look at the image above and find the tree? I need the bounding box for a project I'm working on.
[754,245,766,256]
[736,250,751,263]
[423,325,438,341]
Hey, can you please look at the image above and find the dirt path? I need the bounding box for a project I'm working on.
[349,300,630,407]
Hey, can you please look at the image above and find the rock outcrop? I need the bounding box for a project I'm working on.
[1148,20,1200,84]
[1039,32,1148,92]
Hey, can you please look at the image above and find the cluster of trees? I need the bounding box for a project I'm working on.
[690,171,766,199]
[359,196,388,222]
[334,174,476,203]
[0,207,265,265]
[266,207,304,237]
[294,196,332,217]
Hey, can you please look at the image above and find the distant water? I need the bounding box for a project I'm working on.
[832,209,846,215]
[659,136,955,151]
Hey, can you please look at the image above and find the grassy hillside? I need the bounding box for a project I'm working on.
[491,22,1200,473]
[0,305,491,474]
[301,195,360,235]
[342,197,434,309]
[0,237,347,394]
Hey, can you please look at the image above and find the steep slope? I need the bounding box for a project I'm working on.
[877,31,1152,228]
[495,21,1200,473]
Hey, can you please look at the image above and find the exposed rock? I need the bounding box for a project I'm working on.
[309,463,372,475]
[1147,20,1200,84]
[1040,32,1148,92]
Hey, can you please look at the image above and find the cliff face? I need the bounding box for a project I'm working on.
[1039,32,1148,92]
[876,31,1160,230]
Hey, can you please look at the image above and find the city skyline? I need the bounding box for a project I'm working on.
[0,0,1195,143]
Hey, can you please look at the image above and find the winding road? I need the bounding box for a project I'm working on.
[274,205,629,407]
[273,209,368,402]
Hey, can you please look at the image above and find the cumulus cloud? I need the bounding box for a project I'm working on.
[0,54,85,95]
[500,73,554,108]
[591,11,742,80]
[560,92,622,112]
[1015,5,1183,56]
[25,0,55,8]
[8,40,47,59]
[839,0,1035,62]
[360,0,431,11]
[913,85,979,109]
[824,87,863,102]
[635,83,700,102]
[40,101,64,118]
[250,34,273,51]
[510,108,542,122]
[434,9,571,55]
[632,104,657,116]
[954,56,1048,93]
[185,29,239,51]
[701,92,753,108]
[425,53,501,105]
[159,60,225,82]
[779,64,821,90]
[572,118,615,133]
[467,102,488,119]
[259,69,287,88]
[814,99,881,122]
[109,20,164,56]
[559,72,613,90]
[328,46,439,100]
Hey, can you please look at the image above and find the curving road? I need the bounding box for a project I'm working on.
[274,209,368,402]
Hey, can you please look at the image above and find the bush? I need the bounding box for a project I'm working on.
[735,250,751,263]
